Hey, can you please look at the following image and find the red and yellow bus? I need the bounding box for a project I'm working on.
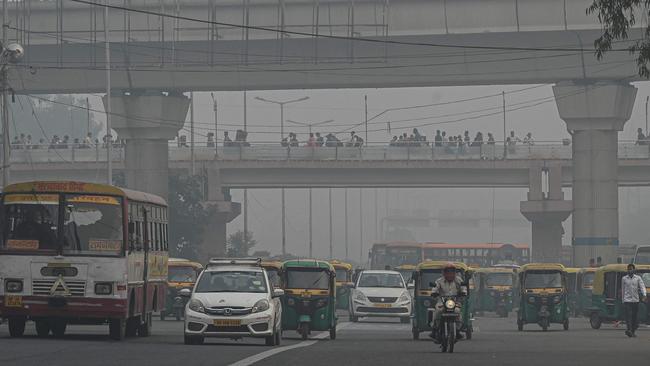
[0,181,168,340]
[369,241,424,269]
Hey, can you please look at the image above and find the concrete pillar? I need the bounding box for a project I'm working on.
[553,81,637,266]
[102,91,190,199]
[521,163,572,263]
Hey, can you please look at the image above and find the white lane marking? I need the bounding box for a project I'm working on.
[228,323,350,366]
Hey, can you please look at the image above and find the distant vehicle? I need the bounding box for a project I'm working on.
[182,258,283,346]
[633,246,650,265]
[349,270,412,323]
[162,258,203,321]
[369,241,423,270]
[0,181,169,340]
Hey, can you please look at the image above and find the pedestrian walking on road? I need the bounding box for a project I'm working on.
[622,263,646,337]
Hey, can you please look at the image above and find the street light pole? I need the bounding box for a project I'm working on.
[211,93,218,156]
[344,188,349,260]
[254,96,309,256]
[105,0,112,185]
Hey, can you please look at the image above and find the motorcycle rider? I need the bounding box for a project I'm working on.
[430,263,465,342]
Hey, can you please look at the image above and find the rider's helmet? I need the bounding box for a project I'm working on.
[443,263,456,282]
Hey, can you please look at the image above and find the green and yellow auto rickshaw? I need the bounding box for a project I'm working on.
[588,264,650,329]
[564,268,580,317]
[476,267,516,317]
[262,260,283,289]
[576,268,596,317]
[281,260,337,340]
[517,263,569,331]
[330,260,354,310]
[411,261,473,340]
[162,258,203,321]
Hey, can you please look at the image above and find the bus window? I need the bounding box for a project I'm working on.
[62,195,123,255]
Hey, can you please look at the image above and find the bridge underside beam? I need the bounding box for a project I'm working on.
[12,30,639,94]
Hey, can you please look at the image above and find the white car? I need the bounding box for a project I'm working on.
[182,259,284,346]
[349,270,412,323]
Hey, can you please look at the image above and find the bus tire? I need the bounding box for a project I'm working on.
[126,316,139,337]
[138,313,152,337]
[35,320,51,337]
[109,318,126,340]
[51,320,67,338]
[8,317,26,338]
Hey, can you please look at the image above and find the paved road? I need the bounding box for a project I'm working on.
[0,315,648,366]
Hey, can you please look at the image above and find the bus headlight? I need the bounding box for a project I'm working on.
[5,279,23,293]
[94,282,113,295]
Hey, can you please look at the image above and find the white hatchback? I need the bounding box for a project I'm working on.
[349,270,412,323]
[183,260,284,346]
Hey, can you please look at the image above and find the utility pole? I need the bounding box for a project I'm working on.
[374,188,378,242]
[243,91,248,240]
[345,188,349,260]
[645,96,649,137]
[255,96,309,256]
[310,188,314,258]
[328,188,333,259]
[359,188,363,263]
[190,92,195,175]
[365,95,368,143]
[502,91,506,159]
[86,97,91,137]
[104,0,112,185]
[211,93,218,156]
[0,0,7,188]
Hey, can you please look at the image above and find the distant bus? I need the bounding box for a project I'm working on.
[369,242,423,269]
[369,241,530,269]
[634,246,650,265]
[421,243,530,267]
[0,181,169,340]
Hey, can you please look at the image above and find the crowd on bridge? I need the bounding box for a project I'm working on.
[7,132,119,150]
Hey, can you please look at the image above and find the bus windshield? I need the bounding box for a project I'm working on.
[2,194,59,251]
[525,271,562,289]
[62,195,123,256]
[486,273,513,287]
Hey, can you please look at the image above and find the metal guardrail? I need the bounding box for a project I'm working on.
[5,141,650,164]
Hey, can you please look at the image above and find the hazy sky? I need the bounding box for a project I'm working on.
[84,82,650,260]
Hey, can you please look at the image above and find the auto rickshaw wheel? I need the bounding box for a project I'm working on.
[412,329,419,340]
[159,312,166,321]
[299,322,309,340]
[540,318,549,331]
[175,308,183,321]
[330,325,337,340]
[589,313,602,330]
[349,314,359,323]
[563,319,569,331]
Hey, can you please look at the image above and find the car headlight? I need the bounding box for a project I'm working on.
[355,291,368,302]
[94,282,113,295]
[398,292,410,303]
[5,279,23,293]
[444,299,456,309]
[252,299,270,313]
[188,299,205,313]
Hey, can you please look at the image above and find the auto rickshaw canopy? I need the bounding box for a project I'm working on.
[592,264,650,295]
[520,263,566,272]
[416,261,470,272]
[168,258,203,270]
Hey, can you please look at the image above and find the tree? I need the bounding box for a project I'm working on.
[588,0,650,77]
[168,174,215,260]
[226,230,257,258]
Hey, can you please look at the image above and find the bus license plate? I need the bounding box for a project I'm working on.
[213,319,241,327]
[5,295,22,307]
[373,303,391,308]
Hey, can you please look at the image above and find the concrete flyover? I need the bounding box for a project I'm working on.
[7,143,650,188]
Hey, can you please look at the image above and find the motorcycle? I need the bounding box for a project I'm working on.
[434,295,463,353]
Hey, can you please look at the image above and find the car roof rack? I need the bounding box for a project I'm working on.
[206,258,262,268]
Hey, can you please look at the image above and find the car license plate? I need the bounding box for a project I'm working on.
[5,295,22,307]
[213,319,241,327]
[373,303,391,308]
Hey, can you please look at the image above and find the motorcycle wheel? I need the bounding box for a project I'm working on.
[563,319,569,331]
[589,313,602,330]
[540,317,549,332]
[412,329,419,340]
[299,322,309,341]
[517,319,523,331]
[447,321,455,353]
[440,324,447,353]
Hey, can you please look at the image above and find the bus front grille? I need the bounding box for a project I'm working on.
[32,279,87,297]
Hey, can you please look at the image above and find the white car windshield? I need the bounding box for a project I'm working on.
[358,273,405,288]
[195,271,267,293]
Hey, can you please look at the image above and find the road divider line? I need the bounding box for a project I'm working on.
[228,323,350,366]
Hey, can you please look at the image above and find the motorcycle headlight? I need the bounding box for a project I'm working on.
[355,291,368,302]
[444,299,456,309]
[398,292,410,303]
[188,299,205,313]
[252,299,270,313]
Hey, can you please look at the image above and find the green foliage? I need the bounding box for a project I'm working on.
[226,230,257,258]
[588,0,650,77]
[168,175,215,260]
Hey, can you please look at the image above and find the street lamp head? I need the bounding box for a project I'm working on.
[4,43,24,63]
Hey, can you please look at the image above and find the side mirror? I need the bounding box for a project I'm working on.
[272,289,285,298]
[407,282,415,290]
[179,288,192,298]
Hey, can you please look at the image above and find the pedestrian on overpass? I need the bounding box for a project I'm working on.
[622,263,646,337]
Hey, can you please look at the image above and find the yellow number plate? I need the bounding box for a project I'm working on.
[373,303,391,308]
[213,319,241,327]
[5,295,22,307]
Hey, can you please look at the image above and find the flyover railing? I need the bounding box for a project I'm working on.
[5,140,650,165]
